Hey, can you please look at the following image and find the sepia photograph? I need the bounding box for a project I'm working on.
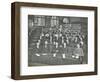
[28,15,88,66]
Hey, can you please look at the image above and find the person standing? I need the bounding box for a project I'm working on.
[73,44,84,64]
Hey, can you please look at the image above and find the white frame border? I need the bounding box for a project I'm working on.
[20,6,95,75]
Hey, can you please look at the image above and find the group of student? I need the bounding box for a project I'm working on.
[33,25,85,62]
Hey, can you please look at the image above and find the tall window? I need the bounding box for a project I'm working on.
[34,16,45,26]
[51,16,59,27]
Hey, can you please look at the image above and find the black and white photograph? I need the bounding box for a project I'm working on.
[28,15,88,66]
[11,2,97,79]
